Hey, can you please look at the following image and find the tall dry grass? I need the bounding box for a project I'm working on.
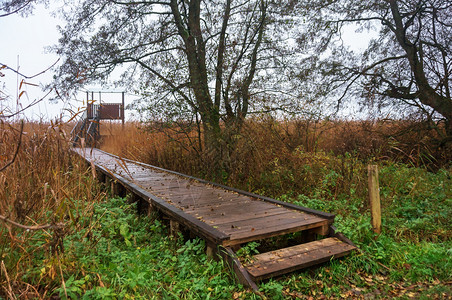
[0,120,105,298]
[98,117,451,201]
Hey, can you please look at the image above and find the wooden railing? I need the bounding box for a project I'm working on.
[87,103,124,121]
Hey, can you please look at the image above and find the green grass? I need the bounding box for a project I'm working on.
[49,198,246,299]
[275,162,452,298]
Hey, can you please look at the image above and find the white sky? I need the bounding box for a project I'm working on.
[0,3,377,121]
[0,3,136,121]
[0,4,66,120]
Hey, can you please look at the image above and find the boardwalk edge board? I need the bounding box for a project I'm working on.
[72,147,357,291]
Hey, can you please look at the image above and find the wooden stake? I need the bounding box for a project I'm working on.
[368,165,381,234]
[206,243,216,259]
[170,219,180,237]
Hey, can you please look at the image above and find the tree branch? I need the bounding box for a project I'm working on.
[0,121,23,172]
[0,214,64,231]
[0,0,33,17]
[0,59,60,79]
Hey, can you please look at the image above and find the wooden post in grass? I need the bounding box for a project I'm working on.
[368,165,381,234]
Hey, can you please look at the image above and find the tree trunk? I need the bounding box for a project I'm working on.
[389,0,452,138]
[202,120,225,180]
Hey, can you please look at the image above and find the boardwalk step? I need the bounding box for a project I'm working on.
[244,237,356,281]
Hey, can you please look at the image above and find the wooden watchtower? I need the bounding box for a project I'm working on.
[71,91,125,147]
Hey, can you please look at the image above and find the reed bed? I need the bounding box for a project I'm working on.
[99,117,451,200]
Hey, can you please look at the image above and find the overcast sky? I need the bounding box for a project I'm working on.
[0,3,66,120]
[0,3,131,121]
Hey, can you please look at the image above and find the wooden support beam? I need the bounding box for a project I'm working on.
[220,247,259,292]
[146,202,155,217]
[300,230,317,243]
[127,193,138,204]
[368,165,382,234]
[111,179,119,196]
[97,169,106,183]
[206,242,220,260]
[170,219,180,238]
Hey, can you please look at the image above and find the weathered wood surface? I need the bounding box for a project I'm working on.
[368,165,382,234]
[244,237,356,281]
[73,148,333,246]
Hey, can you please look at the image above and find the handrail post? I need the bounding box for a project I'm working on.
[121,92,125,128]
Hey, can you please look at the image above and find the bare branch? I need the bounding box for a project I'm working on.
[0,59,59,79]
[0,213,64,230]
[0,0,33,17]
[0,121,24,173]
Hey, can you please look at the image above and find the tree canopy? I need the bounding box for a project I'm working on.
[52,0,306,170]
[295,0,452,140]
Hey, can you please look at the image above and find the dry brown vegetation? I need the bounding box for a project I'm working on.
[0,117,450,298]
[99,118,451,200]
[0,120,105,298]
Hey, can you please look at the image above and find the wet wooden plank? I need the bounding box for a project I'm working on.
[226,219,329,246]
[74,147,334,247]
[91,148,336,220]
[73,148,230,245]
[217,211,318,232]
[249,236,341,262]
[204,206,289,225]
[183,206,288,226]
[219,212,320,235]
[245,237,356,281]
[182,199,259,214]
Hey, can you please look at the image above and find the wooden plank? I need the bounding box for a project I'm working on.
[163,191,244,205]
[205,207,290,225]
[182,199,258,214]
[225,219,329,246]
[248,241,356,280]
[174,198,247,211]
[219,212,320,235]
[184,206,288,226]
[143,183,189,191]
[177,201,253,215]
[152,190,222,202]
[245,238,356,280]
[249,237,341,262]
[127,174,170,180]
[217,211,317,232]
[153,186,237,198]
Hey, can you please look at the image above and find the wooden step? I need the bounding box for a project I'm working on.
[244,237,356,281]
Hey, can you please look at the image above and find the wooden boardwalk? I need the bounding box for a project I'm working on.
[74,148,356,289]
